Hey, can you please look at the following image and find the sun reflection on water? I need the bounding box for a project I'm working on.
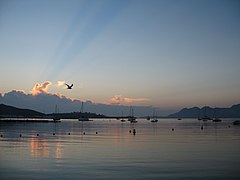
[30,137,49,158]
[29,137,63,159]
[55,141,63,159]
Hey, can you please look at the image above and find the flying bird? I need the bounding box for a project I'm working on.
[65,83,73,89]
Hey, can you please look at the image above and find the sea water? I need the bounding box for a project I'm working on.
[0,119,240,179]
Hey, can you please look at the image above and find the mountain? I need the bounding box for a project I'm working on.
[0,104,45,117]
[168,104,240,118]
[0,104,106,119]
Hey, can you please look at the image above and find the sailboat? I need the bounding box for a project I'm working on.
[128,107,137,123]
[78,102,90,121]
[176,109,182,120]
[232,120,240,125]
[121,111,126,122]
[197,109,202,120]
[201,107,212,121]
[151,109,158,122]
[53,104,61,122]
[212,108,222,122]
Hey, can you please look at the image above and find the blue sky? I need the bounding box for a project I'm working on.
[0,0,240,113]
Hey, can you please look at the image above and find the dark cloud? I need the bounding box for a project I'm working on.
[0,90,163,116]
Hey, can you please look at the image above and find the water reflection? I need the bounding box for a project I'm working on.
[29,136,63,159]
[55,141,63,159]
[30,137,49,157]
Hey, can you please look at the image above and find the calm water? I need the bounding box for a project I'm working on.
[0,119,240,180]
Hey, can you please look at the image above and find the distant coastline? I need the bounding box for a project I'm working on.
[0,104,106,119]
[168,104,240,118]
[1,103,240,119]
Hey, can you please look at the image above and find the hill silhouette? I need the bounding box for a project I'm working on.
[1,103,240,119]
[168,104,240,118]
[0,104,106,119]
[0,104,45,117]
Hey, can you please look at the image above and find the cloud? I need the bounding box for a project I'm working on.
[57,81,66,87]
[15,90,26,93]
[31,81,67,95]
[108,95,149,105]
[110,95,123,105]
[0,82,164,116]
[0,90,165,116]
[31,81,52,95]
[123,97,149,103]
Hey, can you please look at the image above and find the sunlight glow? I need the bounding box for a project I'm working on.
[108,95,149,105]
[31,81,52,95]
[57,81,66,87]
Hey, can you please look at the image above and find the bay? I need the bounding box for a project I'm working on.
[0,119,240,179]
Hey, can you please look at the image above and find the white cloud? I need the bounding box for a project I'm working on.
[57,81,66,87]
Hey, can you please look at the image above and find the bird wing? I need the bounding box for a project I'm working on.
[70,84,73,88]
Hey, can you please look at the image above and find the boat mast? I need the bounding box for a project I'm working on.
[55,104,59,114]
[80,102,84,113]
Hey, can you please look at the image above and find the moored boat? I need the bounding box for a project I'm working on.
[202,116,212,121]
[128,107,137,123]
[151,109,158,122]
[78,102,91,121]
[212,118,222,122]
[53,105,61,122]
[121,111,126,122]
[232,120,240,125]
[212,108,222,122]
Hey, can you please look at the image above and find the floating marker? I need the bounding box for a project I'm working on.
[133,129,136,135]
[83,132,85,135]
[96,132,98,134]
[201,126,203,130]
[37,134,39,136]
[0,134,3,137]
[172,128,174,131]
[19,134,22,137]
[53,133,55,136]
[129,130,132,133]
[68,133,71,135]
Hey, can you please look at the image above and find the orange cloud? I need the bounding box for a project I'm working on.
[108,95,149,105]
[123,97,149,103]
[31,81,52,95]
[15,90,26,94]
[110,95,123,105]
[29,81,79,102]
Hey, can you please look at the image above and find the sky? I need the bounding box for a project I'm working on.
[0,0,240,115]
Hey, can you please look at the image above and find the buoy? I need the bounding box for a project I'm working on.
[172,128,174,131]
[133,129,136,135]
[201,126,203,130]
[228,125,231,128]
[68,133,71,135]
[1,134,3,137]
[96,132,98,134]
[53,133,55,136]
[83,132,85,135]
[19,134,22,137]
[37,134,39,136]
[129,130,132,133]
